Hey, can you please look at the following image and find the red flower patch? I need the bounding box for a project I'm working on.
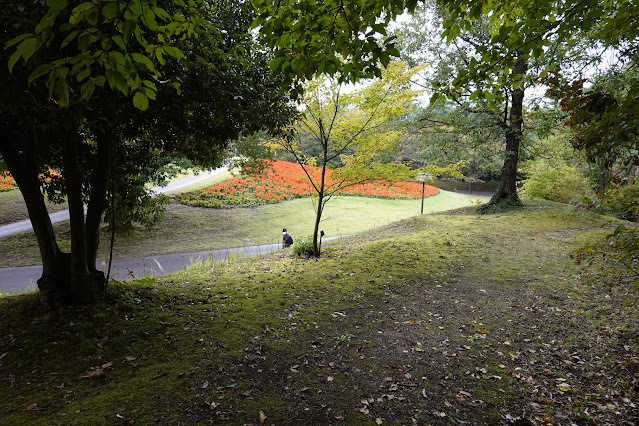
[181,160,439,208]
[0,171,17,192]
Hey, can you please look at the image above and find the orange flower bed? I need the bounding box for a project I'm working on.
[0,169,62,192]
[0,172,17,192]
[181,160,439,207]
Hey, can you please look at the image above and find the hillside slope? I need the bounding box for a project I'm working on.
[0,203,636,425]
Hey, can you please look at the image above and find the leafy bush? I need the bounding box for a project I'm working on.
[573,225,639,301]
[292,236,314,256]
[573,178,639,301]
[520,160,593,203]
[600,178,639,221]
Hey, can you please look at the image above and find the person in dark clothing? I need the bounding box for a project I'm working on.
[282,228,293,248]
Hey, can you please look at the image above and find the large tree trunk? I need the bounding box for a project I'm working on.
[1,135,73,307]
[85,124,113,272]
[62,128,105,305]
[488,54,528,206]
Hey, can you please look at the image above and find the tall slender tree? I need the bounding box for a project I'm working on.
[268,62,428,256]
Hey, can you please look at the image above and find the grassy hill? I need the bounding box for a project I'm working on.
[0,203,637,425]
[0,191,486,268]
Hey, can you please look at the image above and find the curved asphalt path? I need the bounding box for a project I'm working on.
[0,168,237,294]
[0,241,292,295]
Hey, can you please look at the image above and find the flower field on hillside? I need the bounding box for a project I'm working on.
[181,160,439,207]
[0,172,17,192]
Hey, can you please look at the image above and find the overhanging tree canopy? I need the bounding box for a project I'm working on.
[1,0,293,307]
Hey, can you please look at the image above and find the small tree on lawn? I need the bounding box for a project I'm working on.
[268,61,429,257]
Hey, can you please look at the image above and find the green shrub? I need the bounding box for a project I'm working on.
[601,178,639,221]
[520,160,593,203]
[292,235,314,256]
[573,225,639,300]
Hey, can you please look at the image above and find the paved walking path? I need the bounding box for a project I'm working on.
[0,168,226,239]
[0,238,340,295]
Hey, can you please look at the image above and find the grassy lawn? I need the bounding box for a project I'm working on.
[0,190,68,226]
[0,191,486,267]
[0,203,637,425]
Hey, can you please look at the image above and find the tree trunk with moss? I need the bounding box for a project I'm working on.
[488,54,528,206]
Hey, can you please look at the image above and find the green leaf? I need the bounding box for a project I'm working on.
[162,46,184,60]
[111,35,126,50]
[60,30,80,48]
[46,0,67,8]
[80,81,95,100]
[155,47,166,65]
[8,50,22,73]
[70,2,95,25]
[6,33,33,48]
[102,2,118,20]
[142,86,156,100]
[142,79,157,91]
[133,92,149,110]
[76,67,91,82]
[85,9,99,26]
[10,37,39,72]
[386,46,401,58]
[131,52,155,71]
[54,72,70,107]
[152,6,171,21]
[114,72,129,96]
[108,50,125,66]
[28,63,54,85]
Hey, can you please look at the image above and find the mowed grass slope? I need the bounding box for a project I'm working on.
[0,203,636,425]
[0,190,68,226]
[0,191,485,267]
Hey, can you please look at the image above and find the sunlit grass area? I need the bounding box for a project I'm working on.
[0,191,488,267]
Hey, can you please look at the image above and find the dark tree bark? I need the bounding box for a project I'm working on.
[0,132,74,307]
[85,123,113,273]
[2,114,105,308]
[312,123,330,257]
[62,122,105,305]
[488,54,528,206]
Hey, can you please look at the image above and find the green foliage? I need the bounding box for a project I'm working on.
[520,160,593,203]
[292,235,314,256]
[252,0,412,93]
[601,179,639,222]
[545,67,639,191]
[1,0,294,305]
[400,102,506,181]
[7,0,199,110]
[267,61,434,256]
[573,225,639,299]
